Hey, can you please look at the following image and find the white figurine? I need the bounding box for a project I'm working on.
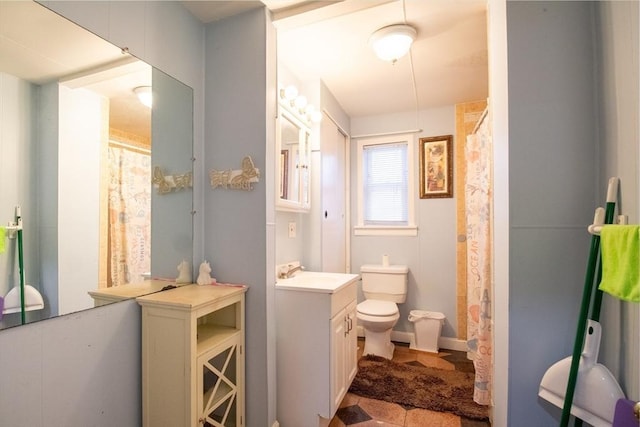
[197,261,214,285]
[176,260,192,284]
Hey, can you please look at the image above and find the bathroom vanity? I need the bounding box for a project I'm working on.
[137,284,246,426]
[275,272,359,426]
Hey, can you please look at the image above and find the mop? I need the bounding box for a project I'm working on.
[539,178,625,426]
[2,206,44,324]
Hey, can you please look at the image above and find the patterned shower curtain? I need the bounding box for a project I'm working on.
[465,110,493,405]
[108,145,151,286]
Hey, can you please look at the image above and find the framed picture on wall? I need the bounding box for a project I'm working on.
[419,135,453,199]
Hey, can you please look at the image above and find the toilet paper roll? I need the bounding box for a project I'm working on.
[382,255,389,266]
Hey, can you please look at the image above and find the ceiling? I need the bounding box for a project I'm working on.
[0,1,151,140]
[183,0,488,118]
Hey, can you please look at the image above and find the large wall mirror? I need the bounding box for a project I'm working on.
[0,1,193,329]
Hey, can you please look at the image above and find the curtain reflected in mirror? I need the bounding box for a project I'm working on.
[107,140,152,287]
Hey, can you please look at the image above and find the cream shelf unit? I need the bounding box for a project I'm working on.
[137,284,246,427]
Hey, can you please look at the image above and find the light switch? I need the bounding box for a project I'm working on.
[288,222,296,238]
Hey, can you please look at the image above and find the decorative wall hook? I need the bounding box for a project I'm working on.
[152,166,192,194]
[209,156,260,191]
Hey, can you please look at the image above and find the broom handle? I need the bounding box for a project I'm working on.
[15,205,26,325]
[560,178,618,427]
[17,229,25,325]
[590,185,618,322]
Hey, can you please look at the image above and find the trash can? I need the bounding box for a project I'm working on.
[409,310,445,353]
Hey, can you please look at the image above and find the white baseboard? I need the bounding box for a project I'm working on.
[357,326,467,352]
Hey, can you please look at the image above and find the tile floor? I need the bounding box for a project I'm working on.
[329,340,491,427]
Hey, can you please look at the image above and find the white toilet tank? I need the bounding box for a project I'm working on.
[360,264,408,303]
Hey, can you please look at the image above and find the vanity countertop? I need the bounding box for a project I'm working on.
[88,279,189,303]
[136,283,247,310]
[275,272,359,293]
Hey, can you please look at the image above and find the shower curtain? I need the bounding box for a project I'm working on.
[108,145,151,286]
[465,109,492,405]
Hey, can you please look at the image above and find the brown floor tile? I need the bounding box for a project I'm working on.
[329,415,347,427]
[357,396,406,426]
[340,393,361,408]
[405,408,462,427]
[391,349,418,364]
[350,420,403,427]
[416,352,456,370]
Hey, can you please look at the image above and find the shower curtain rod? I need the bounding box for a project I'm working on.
[472,106,489,135]
[109,139,151,154]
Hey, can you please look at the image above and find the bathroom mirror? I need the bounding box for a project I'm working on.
[0,1,193,329]
[276,108,311,212]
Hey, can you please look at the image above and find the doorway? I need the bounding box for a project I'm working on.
[321,114,349,273]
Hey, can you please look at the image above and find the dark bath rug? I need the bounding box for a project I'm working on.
[349,354,489,421]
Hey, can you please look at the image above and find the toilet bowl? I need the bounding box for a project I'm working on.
[357,299,400,359]
[356,263,408,359]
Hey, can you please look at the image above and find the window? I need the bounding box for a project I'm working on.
[355,134,417,236]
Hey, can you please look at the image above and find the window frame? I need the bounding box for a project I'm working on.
[354,133,417,236]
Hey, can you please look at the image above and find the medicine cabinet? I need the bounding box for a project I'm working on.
[276,108,311,212]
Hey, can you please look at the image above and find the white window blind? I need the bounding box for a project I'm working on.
[362,142,408,225]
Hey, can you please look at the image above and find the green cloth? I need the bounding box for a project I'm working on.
[598,225,640,303]
[0,227,5,254]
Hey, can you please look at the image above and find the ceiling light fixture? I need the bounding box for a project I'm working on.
[369,24,417,64]
[133,86,152,108]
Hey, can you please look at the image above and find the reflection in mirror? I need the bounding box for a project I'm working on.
[0,1,193,329]
[276,109,311,212]
[280,115,301,203]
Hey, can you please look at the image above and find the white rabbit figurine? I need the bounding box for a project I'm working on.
[197,261,214,285]
[176,260,192,284]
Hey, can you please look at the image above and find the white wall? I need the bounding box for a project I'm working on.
[0,2,204,425]
[58,86,104,314]
[596,0,640,401]
[507,2,599,425]
[204,8,275,426]
[350,106,459,337]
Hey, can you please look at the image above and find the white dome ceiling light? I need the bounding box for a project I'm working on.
[369,24,417,64]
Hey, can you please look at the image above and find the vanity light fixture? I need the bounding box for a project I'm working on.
[278,84,322,123]
[369,24,417,64]
[282,84,298,101]
[133,86,152,108]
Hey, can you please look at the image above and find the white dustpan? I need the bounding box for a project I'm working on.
[539,320,625,426]
[2,284,44,314]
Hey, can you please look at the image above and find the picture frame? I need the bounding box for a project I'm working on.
[419,135,453,199]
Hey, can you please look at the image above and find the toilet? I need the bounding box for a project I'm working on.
[356,264,408,359]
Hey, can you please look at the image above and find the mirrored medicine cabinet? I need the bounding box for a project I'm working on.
[276,108,311,212]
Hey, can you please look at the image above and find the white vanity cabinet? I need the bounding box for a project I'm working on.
[137,284,246,427]
[275,273,359,426]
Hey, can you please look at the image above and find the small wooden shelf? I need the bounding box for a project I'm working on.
[197,325,239,356]
[138,284,246,427]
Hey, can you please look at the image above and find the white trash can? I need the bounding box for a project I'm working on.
[409,310,445,353]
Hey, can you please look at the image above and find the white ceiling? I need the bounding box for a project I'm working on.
[0,1,151,139]
[184,0,488,118]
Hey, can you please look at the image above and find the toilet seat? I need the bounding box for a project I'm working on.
[357,299,398,317]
